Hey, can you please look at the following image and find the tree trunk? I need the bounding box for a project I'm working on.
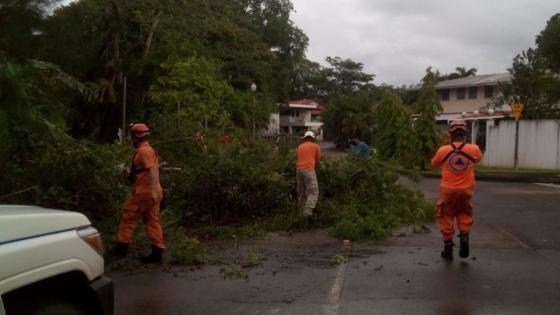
[98,0,122,141]
[143,10,163,61]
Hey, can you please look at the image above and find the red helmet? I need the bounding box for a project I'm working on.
[130,123,150,138]
[449,119,468,133]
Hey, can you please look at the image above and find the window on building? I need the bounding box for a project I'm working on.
[439,89,450,101]
[484,85,494,98]
[290,110,300,118]
[468,87,478,99]
[456,88,466,100]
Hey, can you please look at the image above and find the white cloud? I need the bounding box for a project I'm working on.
[291,0,560,85]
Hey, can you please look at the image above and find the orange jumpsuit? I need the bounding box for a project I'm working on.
[431,142,482,241]
[118,142,165,249]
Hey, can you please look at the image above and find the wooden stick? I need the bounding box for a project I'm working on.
[152,137,193,146]
[0,185,39,201]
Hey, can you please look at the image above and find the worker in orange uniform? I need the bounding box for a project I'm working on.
[296,131,321,218]
[431,120,482,260]
[110,123,165,263]
[195,131,208,153]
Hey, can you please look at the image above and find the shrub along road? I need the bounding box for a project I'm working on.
[110,178,560,315]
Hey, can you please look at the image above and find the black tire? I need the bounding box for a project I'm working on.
[23,298,86,315]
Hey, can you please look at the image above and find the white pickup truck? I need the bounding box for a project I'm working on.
[0,205,113,315]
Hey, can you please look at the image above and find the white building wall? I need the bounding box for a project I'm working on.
[483,120,560,169]
[441,86,492,114]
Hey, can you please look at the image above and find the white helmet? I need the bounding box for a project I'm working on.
[304,131,316,139]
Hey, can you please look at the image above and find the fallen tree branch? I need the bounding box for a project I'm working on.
[0,185,39,201]
[152,137,193,146]
[143,10,163,61]
[163,219,183,230]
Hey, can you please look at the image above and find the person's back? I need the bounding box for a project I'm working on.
[296,131,321,218]
[351,140,371,157]
[297,141,321,170]
[431,142,482,189]
[431,120,483,261]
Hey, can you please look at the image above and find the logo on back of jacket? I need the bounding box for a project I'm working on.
[448,151,471,173]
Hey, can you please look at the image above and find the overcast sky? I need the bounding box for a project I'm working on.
[291,0,560,86]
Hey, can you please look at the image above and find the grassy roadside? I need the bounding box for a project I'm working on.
[421,165,560,176]
[475,166,560,175]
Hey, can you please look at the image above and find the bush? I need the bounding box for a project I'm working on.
[166,228,209,266]
[317,157,434,240]
[157,130,297,226]
[3,119,434,248]
[152,128,434,242]
[1,130,130,234]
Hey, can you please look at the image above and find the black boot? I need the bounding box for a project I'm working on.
[107,242,129,258]
[441,240,454,261]
[140,246,163,264]
[459,233,469,258]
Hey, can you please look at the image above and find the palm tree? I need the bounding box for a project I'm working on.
[448,67,478,80]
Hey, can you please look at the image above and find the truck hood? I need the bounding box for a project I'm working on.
[0,205,91,245]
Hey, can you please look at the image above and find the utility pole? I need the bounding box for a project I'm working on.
[512,103,524,169]
[514,120,519,168]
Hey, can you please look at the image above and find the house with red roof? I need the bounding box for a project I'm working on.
[279,99,324,140]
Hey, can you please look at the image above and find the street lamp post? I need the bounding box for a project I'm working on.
[251,82,257,135]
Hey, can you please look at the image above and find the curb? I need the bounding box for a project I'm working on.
[418,172,560,184]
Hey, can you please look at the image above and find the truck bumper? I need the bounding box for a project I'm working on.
[90,275,114,315]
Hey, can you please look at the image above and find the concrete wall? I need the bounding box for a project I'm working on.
[483,120,560,169]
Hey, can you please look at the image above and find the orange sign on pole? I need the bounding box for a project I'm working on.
[511,103,524,121]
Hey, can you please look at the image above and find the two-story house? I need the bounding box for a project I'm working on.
[431,73,512,121]
[406,73,513,148]
[279,99,324,140]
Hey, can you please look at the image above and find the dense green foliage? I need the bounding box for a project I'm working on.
[1,0,435,259]
[375,89,416,164]
[496,13,560,119]
[1,0,310,141]
[159,131,296,226]
[149,56,236,128]
[324,90,377,147]
[1,0,309,204]
[375,69,443,169]
[318,157,433,240]
[412,68,443,169]
[320,57,377,147]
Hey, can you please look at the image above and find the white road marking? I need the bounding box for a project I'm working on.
[491,224,531,249]
[323,262,348,315]
[323,247,350,315]
[534,183,560,189]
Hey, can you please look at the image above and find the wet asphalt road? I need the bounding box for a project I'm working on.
[110,179,560,315]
